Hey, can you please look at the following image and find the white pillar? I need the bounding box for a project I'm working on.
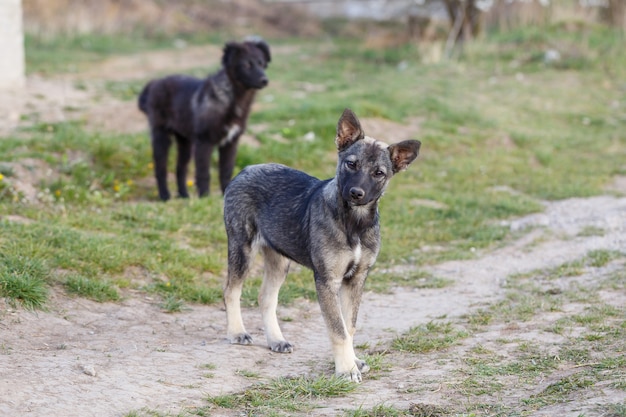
[0,0,25,90]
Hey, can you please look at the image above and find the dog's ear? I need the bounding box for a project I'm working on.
[336,108,365,151]
[250,39,271,64]
[222,42,244,67]
[388,140,421,173]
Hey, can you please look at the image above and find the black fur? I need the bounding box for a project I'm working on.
[138,38,271,201]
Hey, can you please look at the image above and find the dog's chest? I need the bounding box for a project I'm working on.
[343,240,366,279]
[221,123,242,146]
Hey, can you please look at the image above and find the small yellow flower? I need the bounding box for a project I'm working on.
[113,184,121,192]
[0,173,4,181]
[187,180,194,187]
[126,179,133,186]
[148,162,154,169]
[55,189,61,197]
[165,281,171,287]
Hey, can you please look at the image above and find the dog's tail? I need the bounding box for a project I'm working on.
[138,82,152,114]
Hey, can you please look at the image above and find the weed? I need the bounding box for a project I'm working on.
[523,373,595,408]
[345,403,409,417]
[206,375,356,414]
[603,403,626,417]
[392,321,468,353]
[236,369,261,379]
[64,274,120,302]
[0,253,49,309]
[160,295,185,313]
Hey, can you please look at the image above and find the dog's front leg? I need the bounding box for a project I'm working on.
[315,274,362,383]
[174,135,192,198]
[340,271,370,375]
[151,126,172,201]
[194,139,213,197]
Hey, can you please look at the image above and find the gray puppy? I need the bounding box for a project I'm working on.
[223,109,421,382]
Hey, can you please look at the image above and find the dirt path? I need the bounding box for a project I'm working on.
[1,195,624,417]
[1,47,625,417]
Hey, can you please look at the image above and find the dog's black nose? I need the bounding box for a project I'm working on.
[260,77,268,87]
[350,187,365,200]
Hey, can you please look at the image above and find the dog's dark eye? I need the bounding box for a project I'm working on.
[345,160,357,170]
[374,170,386,178]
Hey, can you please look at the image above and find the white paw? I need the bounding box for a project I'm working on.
[337,367,362,383]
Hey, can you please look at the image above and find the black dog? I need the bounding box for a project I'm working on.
[138,38,271,201]
[223,109,421,382]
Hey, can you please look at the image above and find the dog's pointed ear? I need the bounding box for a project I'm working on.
[222,42,244,67]
[336,108,365,151]
[249,38,271,64]
[388,140,421,173]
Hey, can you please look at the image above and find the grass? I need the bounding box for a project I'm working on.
[434,251,626,414]
[24,31,223,75]
[392,321,469,353]
[64,273,120,302]
[0,21,623,312]
[335,250,625,417]
[204,375,356,415]
[0,253,49,310]
[3,25,624,309]
[1,21,626,416]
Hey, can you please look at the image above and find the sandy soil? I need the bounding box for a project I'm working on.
[1,46,625,417]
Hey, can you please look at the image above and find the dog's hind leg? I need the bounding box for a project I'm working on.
[174,135,192,198]
[259,247,293,353]
[151,126,172,201]
[224,237,254,345]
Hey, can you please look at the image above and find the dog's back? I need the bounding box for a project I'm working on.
[224,163,329,269]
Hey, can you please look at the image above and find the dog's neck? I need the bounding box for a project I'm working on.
[204,71,257,118]
[219,69,259,101]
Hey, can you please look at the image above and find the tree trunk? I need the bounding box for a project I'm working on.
[443,0,481,43]
[600,0,626,31]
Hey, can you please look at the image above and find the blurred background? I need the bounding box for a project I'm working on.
[17,0,626,49]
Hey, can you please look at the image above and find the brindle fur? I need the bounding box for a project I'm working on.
[222,109,420,382]
[138,38,271,201]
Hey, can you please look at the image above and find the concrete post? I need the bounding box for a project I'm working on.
[0,0,25,90]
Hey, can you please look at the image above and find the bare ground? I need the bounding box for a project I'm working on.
[1,46,625,417]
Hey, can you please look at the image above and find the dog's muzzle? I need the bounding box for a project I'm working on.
[350,187,365,201]
[343,186,371,206]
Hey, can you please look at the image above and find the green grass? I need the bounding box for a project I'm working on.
[0,252,49,309]
[1,25,625,314]
[447,251,626,414]
[24,31,223,75]
[64,273,120,302]
[205,375,356,415]
[392,321,469,353]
